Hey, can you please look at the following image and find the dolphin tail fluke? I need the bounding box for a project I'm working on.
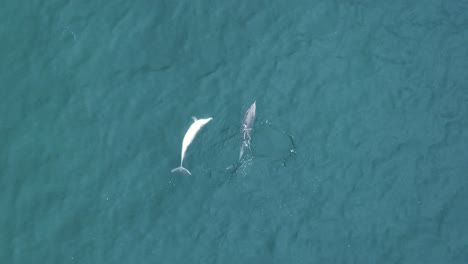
[171,166,192,175]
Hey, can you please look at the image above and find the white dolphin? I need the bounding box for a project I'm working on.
[171,116,213,175]
[239,101,256,160]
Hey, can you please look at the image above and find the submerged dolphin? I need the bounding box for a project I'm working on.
[172,117,213,175]
[239,101,256,160]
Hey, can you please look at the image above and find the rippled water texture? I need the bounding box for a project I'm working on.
[1,0,468,263]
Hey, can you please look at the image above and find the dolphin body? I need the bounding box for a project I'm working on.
[239,101,256,160]
[172,117,213,175]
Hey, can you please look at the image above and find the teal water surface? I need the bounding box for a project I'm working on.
[1,0,468,263]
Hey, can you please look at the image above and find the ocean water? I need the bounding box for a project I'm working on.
[1,0,468,263]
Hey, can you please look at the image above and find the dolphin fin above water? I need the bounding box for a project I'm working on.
[239,141,249,160]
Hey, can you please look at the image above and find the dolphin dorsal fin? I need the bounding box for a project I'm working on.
[192,116,198,122]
